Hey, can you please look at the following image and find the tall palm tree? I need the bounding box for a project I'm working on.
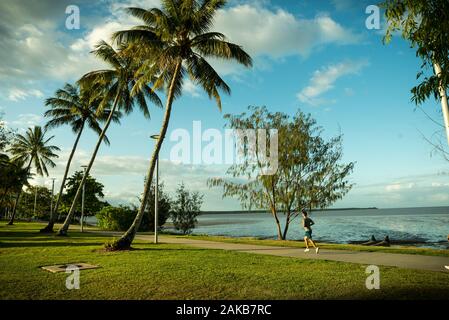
[111,0,252,249]
[7,126,60,225]
[40,83,120,233]
[57,42,162,236]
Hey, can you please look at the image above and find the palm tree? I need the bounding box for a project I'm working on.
[111,0,252,249]
[7,126,60,225]
[40,83,120,233]
[57,42,162,236]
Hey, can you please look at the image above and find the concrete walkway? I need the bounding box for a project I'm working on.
[135,235,449,273]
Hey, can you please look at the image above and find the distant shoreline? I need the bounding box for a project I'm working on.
[201,207,379,214]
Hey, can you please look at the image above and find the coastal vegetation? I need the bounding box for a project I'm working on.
[209,106,354,240]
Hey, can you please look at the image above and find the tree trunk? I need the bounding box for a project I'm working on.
[40,124,85,233]
[8,158,33,225]
[57,95,120,236]
[270,206,284,240]
[433,62,449,147]
[282,211,291,240]
[114,60,183,250]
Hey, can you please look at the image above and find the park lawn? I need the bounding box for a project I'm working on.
[0,222,448,300]
[174,234,449,257]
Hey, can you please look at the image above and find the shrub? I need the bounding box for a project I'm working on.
[96,206,135,231]
[171,183,203,234]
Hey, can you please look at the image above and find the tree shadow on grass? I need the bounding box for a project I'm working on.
[0,241,107,248]
[333,286,449,300]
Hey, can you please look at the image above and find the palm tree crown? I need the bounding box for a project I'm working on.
[9,126,60,176]
[80,41,163,116]
[113,0,253,110]
[44,83,120,145]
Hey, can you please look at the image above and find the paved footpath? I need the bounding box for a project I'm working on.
[135,235,449,273]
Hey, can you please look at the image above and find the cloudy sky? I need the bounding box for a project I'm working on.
[1,0,448,210]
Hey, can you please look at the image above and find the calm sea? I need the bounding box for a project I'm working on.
[191,207,449,249]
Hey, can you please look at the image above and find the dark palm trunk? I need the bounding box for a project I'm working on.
[57,95,120,236]
[40,125,84,233]
[282,212,291,240]
[114,60,182,250]
[8,158,33,225]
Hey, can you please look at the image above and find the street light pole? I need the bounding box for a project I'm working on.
[50,178,55,222]
[33,186,37,217]
[81,165,87,232]
[151,134,160,244]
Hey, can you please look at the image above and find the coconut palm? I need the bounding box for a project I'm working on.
[40,83,120,233]
[57,41,162,236]
[7,126,60,225]
[110,0,252,249]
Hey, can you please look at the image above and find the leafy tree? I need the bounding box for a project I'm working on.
[17,185,52,220]
[209,106,354,240]
[58,41,162,236]
[171,183,203,235]
[59,170,108,223]
[383,0,449,148]
[40,83,119,233]
[0,113,15,155]
[113,0,252,249]
[143,182,172,231]
[7,126,59,225]
[0,157,30,219]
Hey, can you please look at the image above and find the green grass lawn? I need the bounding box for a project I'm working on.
[0,222,448,300]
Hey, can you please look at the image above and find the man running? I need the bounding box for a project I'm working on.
[301,209,319,254]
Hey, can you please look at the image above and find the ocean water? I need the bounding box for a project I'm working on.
[192,207,449,249]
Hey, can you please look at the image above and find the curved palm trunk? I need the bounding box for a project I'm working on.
[40,125,85,233]
[114,60,182,249]
[57,95,120,236]
[433,62,449,146]
[7,158,33,225]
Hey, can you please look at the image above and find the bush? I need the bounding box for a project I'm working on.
[96,200,171,232]
[96,206,135,231]
[171,183,203,234]
[144,183,171,231]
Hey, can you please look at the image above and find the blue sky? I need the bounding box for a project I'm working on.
[1,0,448,210]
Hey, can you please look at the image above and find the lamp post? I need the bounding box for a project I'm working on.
[150,134,160,244]
[80,165,87,232]
[33,185,38,217]
[50,178,55,222]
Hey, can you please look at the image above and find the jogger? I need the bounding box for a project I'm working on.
[301,209,319,254]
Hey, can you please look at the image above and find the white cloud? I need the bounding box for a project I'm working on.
[297,60,368,106]
[8,88,43,101]
[183,79,201,98]
[385,182,415,192]
[213,5,361,60]
[11,113,43,128]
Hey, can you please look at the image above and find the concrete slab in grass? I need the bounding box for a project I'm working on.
[41,263,100,273]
